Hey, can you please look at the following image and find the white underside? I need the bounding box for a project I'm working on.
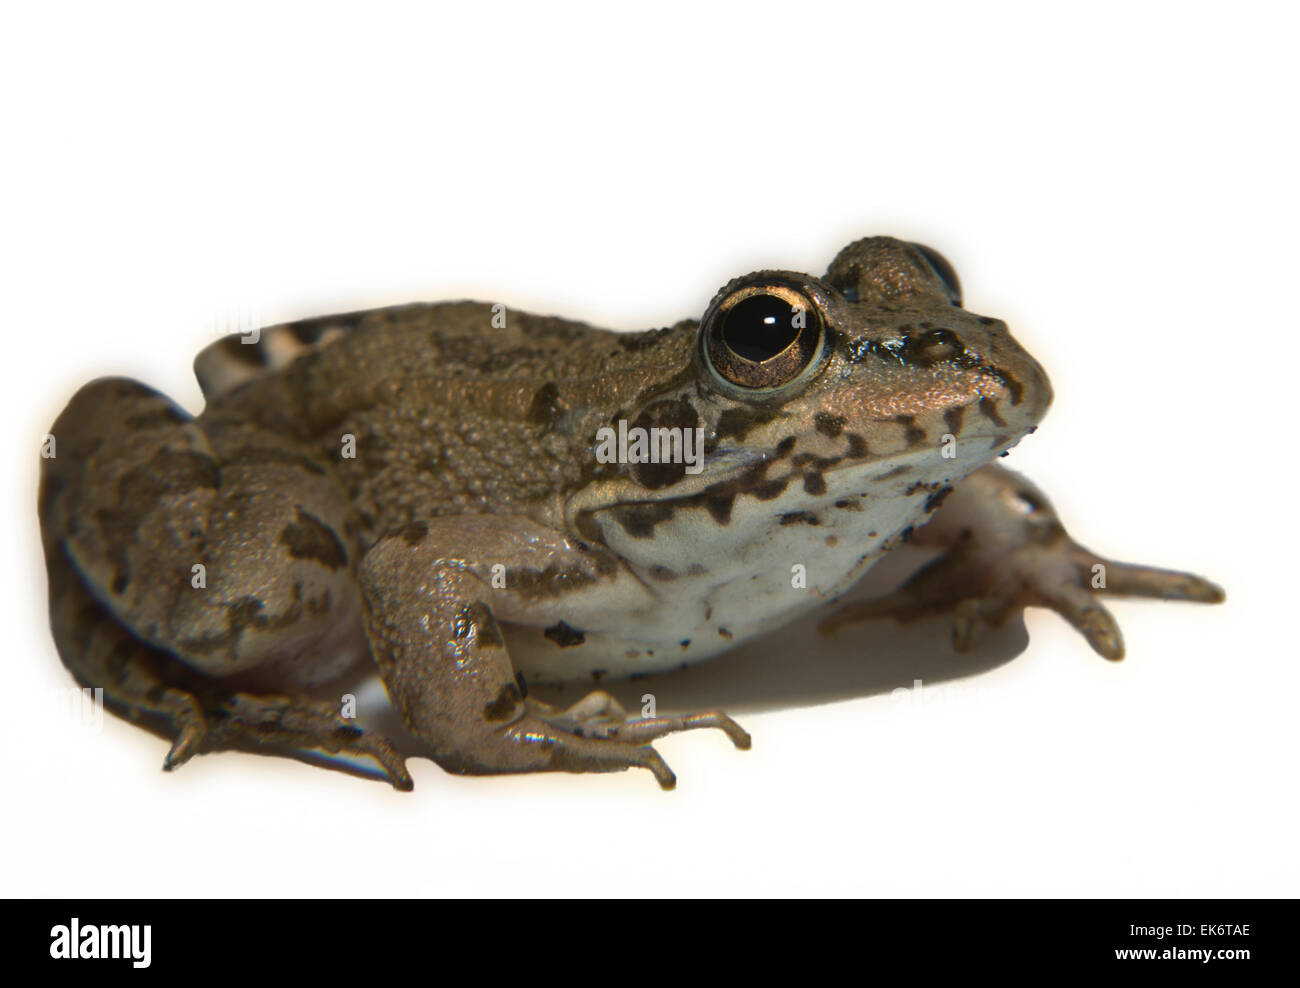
[506,443,1000,684]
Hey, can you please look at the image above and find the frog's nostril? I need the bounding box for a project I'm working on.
[918,340,957,363]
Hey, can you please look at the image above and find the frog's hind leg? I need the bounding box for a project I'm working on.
[39,377,410,788]
[44,542,208,768]
[45,537,413,787]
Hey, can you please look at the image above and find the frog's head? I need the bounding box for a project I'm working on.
[695,235,1053,468]
[570,237,1051,558]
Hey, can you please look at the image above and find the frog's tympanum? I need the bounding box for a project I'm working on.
[39,237,1224,789]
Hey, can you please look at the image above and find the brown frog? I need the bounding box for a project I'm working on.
[38,236,1223,789]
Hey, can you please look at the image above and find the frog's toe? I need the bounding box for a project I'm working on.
[528,691,750,750]
[625,746,677,790]
[162,713,208,771]
[603,710,751,749]
[939,546,1128,659]
[1026,578,1126,661]
[823,530,1223,661]
[505,714,679,789]
[1077,552,1226,604]
[198,693,414,791]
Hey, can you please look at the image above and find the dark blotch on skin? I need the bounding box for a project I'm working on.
[177,589,307,657]
[979,397,1007,427]
[924,485,954,514]
[706,495,734,524]
[483,683,522,722]
[894,415,927,447]
[629,397,700,490]
[779,510,821,526]
[280,508,348,570]
[803,473,828,496]
[814,412,846,438]
[527,382,563,426]
[834,498,863,511]
[544,620,587,648]
[752,476,790,500]
[609,502,676,538]
[943,406,965,436]
[511,558,612,601]
[715,406,780,440]
[601,455,796,539]
[456,602,505,648]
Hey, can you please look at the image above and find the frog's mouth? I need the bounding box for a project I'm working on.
[569,368,1048,544]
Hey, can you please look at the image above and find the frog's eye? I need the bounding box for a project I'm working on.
[909,242,962,307]
[703,285,824,390]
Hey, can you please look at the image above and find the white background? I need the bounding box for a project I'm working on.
[2,2,1295,897]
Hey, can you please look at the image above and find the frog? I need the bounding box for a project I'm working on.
[38,236,1224,790]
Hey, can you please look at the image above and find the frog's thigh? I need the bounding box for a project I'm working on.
[358,517,694,786]
[50,378,361,677]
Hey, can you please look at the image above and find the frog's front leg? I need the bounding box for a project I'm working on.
[821,464,1224,659]
[358,517,749,789]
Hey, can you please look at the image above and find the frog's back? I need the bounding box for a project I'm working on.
[196,300,665,398]
[194,300,697,534]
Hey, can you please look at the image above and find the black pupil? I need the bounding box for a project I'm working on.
[722,294,800,362]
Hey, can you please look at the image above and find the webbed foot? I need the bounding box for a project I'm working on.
[821,464,1224,660]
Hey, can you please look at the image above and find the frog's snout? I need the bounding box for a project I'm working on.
[1001,334,1053,431]
[960,315,1053,436]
